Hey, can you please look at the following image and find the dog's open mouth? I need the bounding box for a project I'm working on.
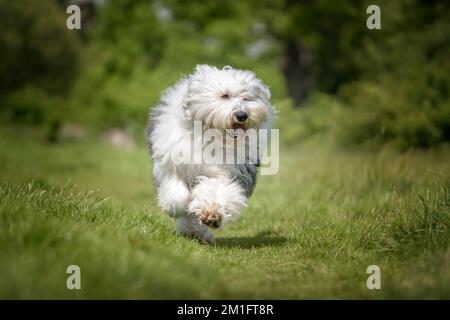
[226,123,247,139]
[232,123,247,131]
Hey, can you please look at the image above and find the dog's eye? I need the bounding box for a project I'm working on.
[221,93,231,99]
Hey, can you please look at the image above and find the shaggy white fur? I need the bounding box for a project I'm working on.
[147,65,275,244]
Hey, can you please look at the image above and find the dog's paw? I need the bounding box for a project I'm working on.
[195,203,222,229]
[185,230,216,245]
[175,216,216,245]
[199,231,216,245]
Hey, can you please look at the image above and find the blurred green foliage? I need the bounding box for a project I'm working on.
[0,0,80,95]
[0,0,80,139]
[279,0,450,149]
[336,0,450,149]
[69,0,285,131]
[0,0,449,149]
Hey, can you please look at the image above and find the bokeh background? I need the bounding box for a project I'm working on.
[1,0,449,148]
[0,0,450,299]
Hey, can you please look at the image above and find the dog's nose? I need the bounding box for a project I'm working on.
[234,110,248,123]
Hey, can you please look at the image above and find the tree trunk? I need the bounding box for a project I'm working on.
[280,40,311,107]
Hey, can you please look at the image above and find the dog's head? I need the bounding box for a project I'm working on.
[184,65,273,136]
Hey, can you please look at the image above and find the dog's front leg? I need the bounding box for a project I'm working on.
[188,177,248,229]
[156,174,215,244]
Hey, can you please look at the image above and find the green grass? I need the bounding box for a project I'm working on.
[0,127,450,299]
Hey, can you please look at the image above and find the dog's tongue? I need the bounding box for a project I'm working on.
[232,123,247,131]
[226,123,247,139]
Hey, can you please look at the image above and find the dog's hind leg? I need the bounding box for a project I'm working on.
[175,215,216,245]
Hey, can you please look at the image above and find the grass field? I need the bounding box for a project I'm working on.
[0,127,449,299]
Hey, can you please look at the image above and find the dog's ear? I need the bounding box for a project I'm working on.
[182,77,193,120]
[182,98,192,120]
[255,81,271,101]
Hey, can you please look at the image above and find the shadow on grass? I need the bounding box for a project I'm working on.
[216,230,288,249]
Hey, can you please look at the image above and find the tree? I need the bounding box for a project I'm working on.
[0,0,81,96]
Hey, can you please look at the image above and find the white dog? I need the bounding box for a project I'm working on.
[146,65,275,244]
